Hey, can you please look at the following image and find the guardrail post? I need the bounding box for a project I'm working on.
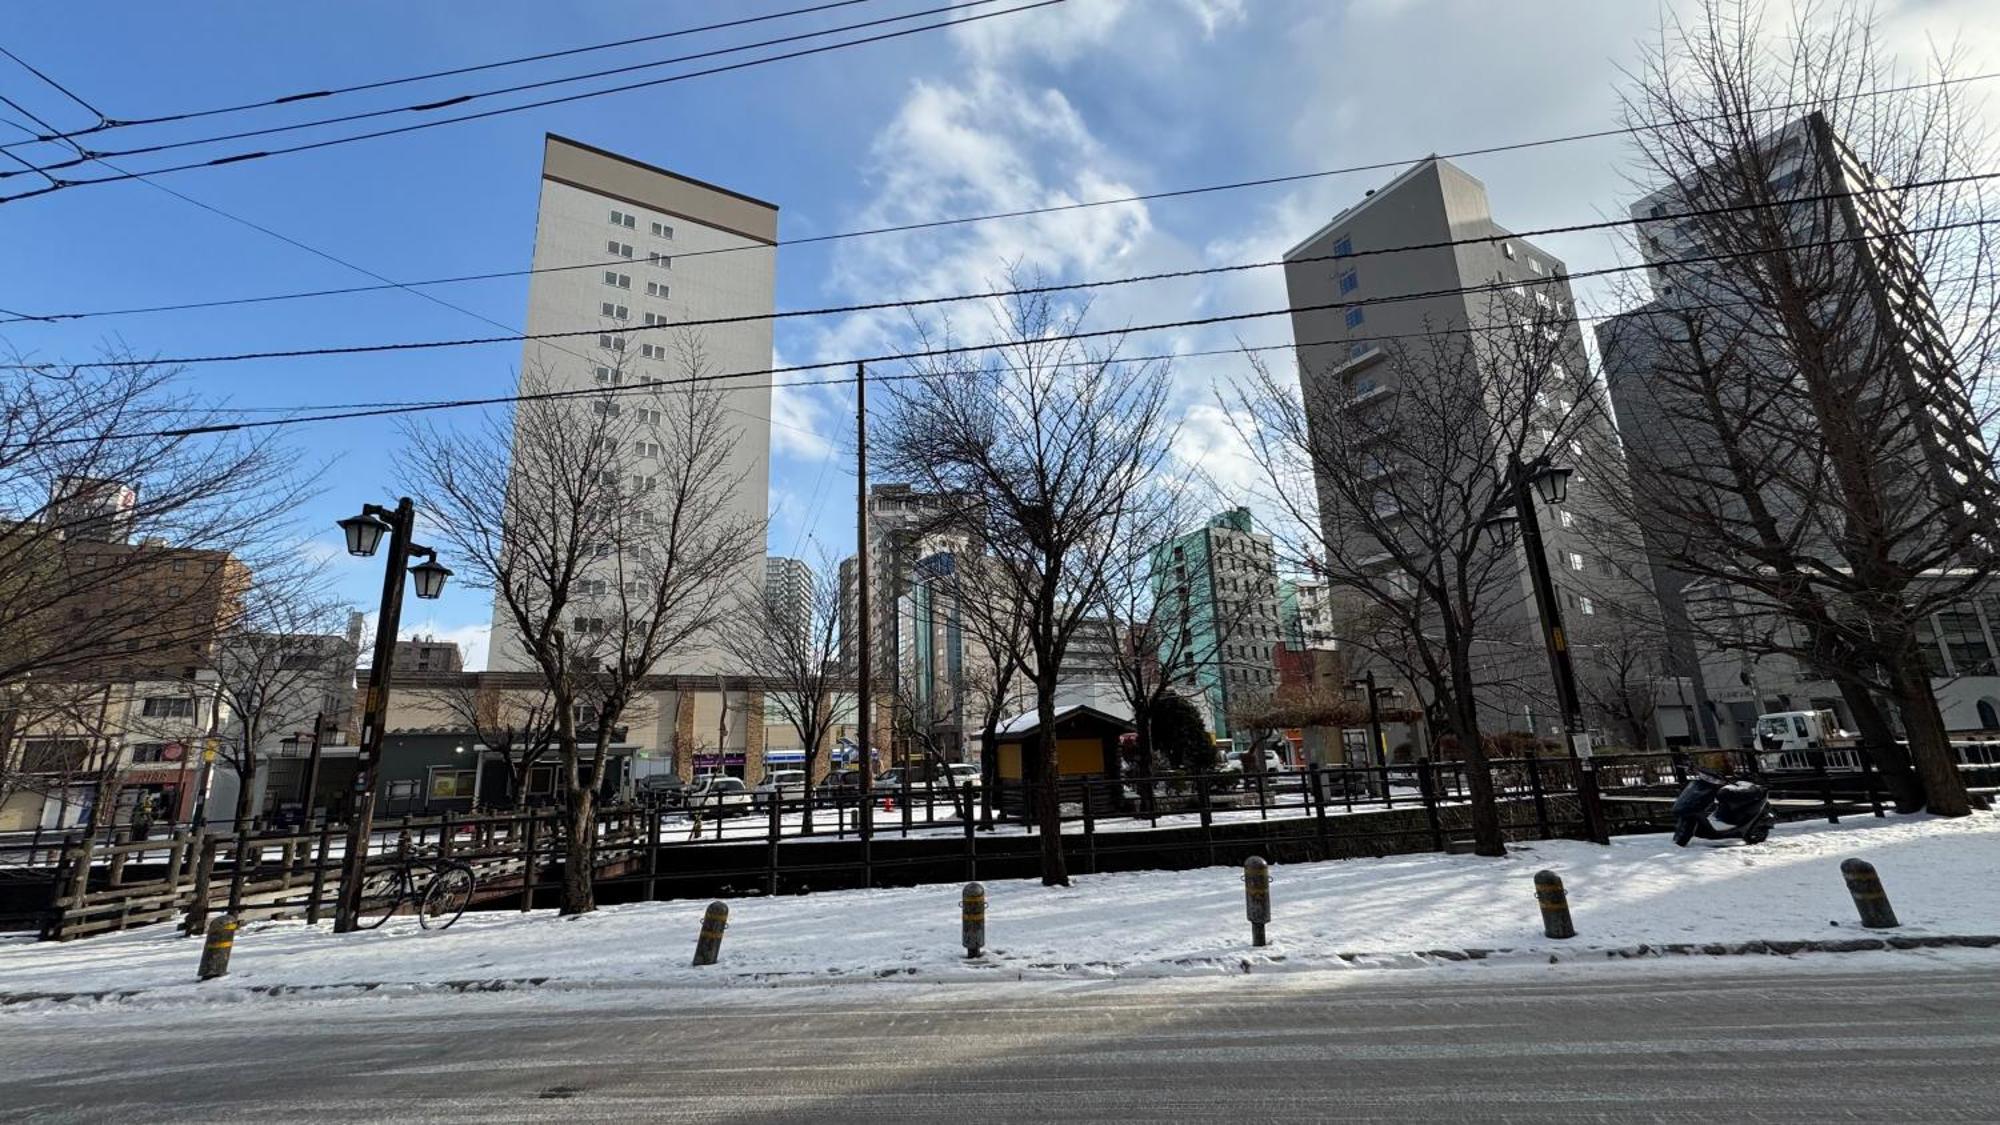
[107,826,132,887]
[766,791,782,897]
[1081,781,1097,876]
[306,818,333,925]
[1534,870,1575,939]
[1243,856,1271,947]
[1309,764,1331,860]
[1840,858,1899,928]
[1196,772,1215,868]
[519,813,540,913]
[198,915,239,980]
[962,785,978,882]
[692,901,729,966]
[962,881,986,958]
[647,802,662,902]
[1816,751,1839,824]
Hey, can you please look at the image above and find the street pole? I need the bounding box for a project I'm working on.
[1362,670,1386,772]
[1508,456,1607,844]
[335,498,416,932]
[299,711,325,828]
[854,363,874,840]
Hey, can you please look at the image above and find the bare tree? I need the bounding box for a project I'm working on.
[189,561,355,829]
[1600,0,2000,813]
[1227,290,1604,857]
[1573,606,1669,751]
[880,278,1177,886]
[721,555,846,832]
[948,552,1033,828]
[403,336,760,914]
[0,351,312,689]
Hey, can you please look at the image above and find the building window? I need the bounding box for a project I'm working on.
[643,312,666,326]
[430,768,477,800]
[640,343,663,359]
[1338,269,1358,294]
[140,696,194,718]
[646,281,668,298]
[607,240,633,258]
[651,221,674,239]
[592,401,621,417]
[1344,307,1365,328]
[130,742,175,764]
[1578,596,1595,616]
[1348,342,1369,359]
[610,209,636,229]
[1528,257,1544,275]
[1559,510,1574,528]
[1332,236,1352,257]
[649,252,671,269]
[1502,242,1516,259]
[604,271,631,289]
[600,302,628,320]
[1568,552,1585,571]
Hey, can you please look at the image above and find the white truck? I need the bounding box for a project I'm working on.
[1753,710,1865,770]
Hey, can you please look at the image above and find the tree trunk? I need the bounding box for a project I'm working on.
[1444,648,1504,857]
[800,743,816,836]
[1886,650,1971,817]
[978,719,999,830]
[1835,677,1922,813]
[233,758,257,831]
[560,784,597,914]
[1034,676,1068,887]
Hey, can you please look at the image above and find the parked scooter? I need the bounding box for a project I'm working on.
[1671,767,1776,847]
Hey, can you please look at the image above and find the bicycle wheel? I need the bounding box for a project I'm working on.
[353,866,405,930]
[419,862,476,930]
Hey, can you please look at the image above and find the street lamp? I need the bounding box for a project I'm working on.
[1483,453,1607,843]
[332,497,449,932]
[1348,670,1398,799]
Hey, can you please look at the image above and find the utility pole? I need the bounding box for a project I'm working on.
[299,711,325,828]
[854,363,874,839]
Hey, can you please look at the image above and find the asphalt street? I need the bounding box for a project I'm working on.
[6,959,2000,1123]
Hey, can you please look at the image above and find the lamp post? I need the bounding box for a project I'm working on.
[1480,455,1607,844]
[332,498,450,932]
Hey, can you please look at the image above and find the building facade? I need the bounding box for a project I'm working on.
[763,555,814,651]
[488,134,777,676]
[1282,157,1652,739]
[1153,508,1283,740]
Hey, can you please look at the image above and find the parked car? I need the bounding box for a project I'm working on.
[1223,747,1288,774]
[948,764,982,789]
[683,776,752,817]
[637,774,689,807]
[752,769,807,809]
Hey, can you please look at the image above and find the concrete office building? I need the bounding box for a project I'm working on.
[763,555,815,650]
[488,135,777,675]
[1283,157,1652,739]
[1154,508,1283,741]
[1599,113,1993,747]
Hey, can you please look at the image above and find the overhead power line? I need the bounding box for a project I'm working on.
[0,0,882,148]
[7,70,1993,325]
[0,0,1066,205]
[11,171,1992,369]
[1,0,1013,179]
[12,220,1986,450]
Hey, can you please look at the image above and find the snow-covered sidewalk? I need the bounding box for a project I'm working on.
[2,812,1996,1004]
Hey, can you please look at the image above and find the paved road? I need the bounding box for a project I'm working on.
[7,960,2000,1122]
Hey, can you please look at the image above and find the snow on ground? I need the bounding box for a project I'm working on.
[1,811,1995,1003]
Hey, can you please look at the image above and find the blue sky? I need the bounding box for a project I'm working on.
[3,0,1992,667]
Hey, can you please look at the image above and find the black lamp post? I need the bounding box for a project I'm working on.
[1481,454,1607,843]
[332,497,450,932]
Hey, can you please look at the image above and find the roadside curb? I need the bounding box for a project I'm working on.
[5,933,1999,1011]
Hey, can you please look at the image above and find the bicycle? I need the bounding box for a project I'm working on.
[352,835,477,931]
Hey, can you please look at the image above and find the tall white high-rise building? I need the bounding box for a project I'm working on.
[488,134,777,674]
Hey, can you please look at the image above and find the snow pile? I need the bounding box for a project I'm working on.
[1,812,1995,1001]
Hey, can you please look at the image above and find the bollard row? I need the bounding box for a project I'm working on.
[1527,857,1905,943]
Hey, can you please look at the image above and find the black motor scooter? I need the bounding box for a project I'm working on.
[1671,766,1776,846]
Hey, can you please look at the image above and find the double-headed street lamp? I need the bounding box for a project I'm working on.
[333,498,450,932]
[1480,454,1608,843]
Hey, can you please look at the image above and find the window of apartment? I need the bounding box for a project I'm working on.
[646,282,668,298]
[638,408,662,425]
[610,209,634,227]
[386,779,420,802]
[1348,342,1369,359]
[1568,552,1585,572]
[600,302,629,320]
[1528,257,1544,275]
[637,440,662,458]
[640,342,664,359]
[574,616,608,634]
[599,335,625,351]
[642,312,667,326]
[130,742,175,764]
[1344,307,1365,328]
[651,221,674,239]
[607,241,634,259]
[140,696,193,718]
[649,252,671,269]
[1559,510,1575,529]
[1332,236,1353,257]
[594,365,615,384]
[1337,269,1358,294]
[632,474,656,491]
[1578,596,1595,616]
[592,401,621,417]
[1502,242,1516,259]
[430,768,477,800]
[604,271,632,289]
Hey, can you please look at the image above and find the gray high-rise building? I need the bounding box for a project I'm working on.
[763,555,814,650]
[1598,113,1991,746]
[1283,156,1651,737]
[488,135,777,675]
